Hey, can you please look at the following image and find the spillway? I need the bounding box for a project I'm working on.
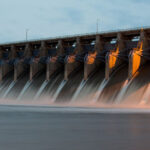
[121,62,150,105]
[0,27,150,107]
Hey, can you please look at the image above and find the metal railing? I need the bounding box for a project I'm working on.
[0,26,150,46]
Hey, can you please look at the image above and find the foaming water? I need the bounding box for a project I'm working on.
[52,80,67,102]
[17,81,32,100]
[0,71,13,98]
[39,71,64,100]
[7,71,29,99]
[115,79,130,104]
[33,81,49,100]
[20,69,45,100]
[56,68,83,102]
[98,64,128,103]
[2,81,16,98]
[140,83,150,105]
[71,79,87,102]
[1,61,150,108]
[73,66,105,103]
[121,62,150,105]
[93,79,108,102]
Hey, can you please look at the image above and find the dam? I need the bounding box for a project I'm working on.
[0,27,150,106]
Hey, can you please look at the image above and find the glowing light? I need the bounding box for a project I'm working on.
[86,51,97,65]
[50,56,57,63]
[131,42,143,76]
[67,55,75,63]
[109,46,119,69]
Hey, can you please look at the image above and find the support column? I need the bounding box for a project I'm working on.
[64,38,81,80]
[46,63,50,81]
[14,44,30,81]
[14,62,24,81]
[128,29,148,79]
[46,62,62,81]
[40,41,47,57]
[84,35,102,80]
[29,59,43,81]
[64,59,79,80]
[29,43,43,81]
[105,33,125,80]
[0,47,3,82]
[0,65,3,82]
[11,45,19,81]
[46,40,63,81]
[1,46,14,81]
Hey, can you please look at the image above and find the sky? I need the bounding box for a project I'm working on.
[0,0,150,43]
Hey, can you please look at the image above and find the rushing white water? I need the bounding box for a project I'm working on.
[52,80,67,102]
[115,78,135,104]
[140,84,150,105]
[2,81,17,99]
[17,81,32,100]
[71,79,87,102]
[115,80,129,104]
[93,79,109,102]
[0,81,9,91]
[33,81,49,100]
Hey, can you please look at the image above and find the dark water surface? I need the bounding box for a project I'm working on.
[0,105,150,150]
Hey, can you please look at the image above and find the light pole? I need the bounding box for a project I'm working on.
[26,29,29,41]
[96,19,100,33]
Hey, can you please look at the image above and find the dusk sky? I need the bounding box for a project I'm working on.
[0,0,149,43]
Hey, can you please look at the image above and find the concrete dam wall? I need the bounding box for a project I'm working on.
[0,27,150,106]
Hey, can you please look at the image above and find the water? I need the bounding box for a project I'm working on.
[122,62,150,105]
[0,105,150,150]
[71,80,87,102]
[0,61,150,106]
[20,69,45,100]
[40,71,64,100]
[6,71,29,99]
[17,81,32,100]
[2,81,16,99]
[93,79,108,102]
[33,80,49,100]
[140,83,150,104]
[115,80,130,104]
[0,60,150,150]
[98,64,128,103]
[52,80,67,102]
[75,66,105,103]
[56,68,83,102]
[0,71,14,98]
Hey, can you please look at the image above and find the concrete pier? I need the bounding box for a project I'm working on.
[46,40,63,81]
[128,29,149,79]
[64,38,81,80]
[29,43,45,81]
[105,33,125,80]
[84,35,103,80]
[0,46,13,81]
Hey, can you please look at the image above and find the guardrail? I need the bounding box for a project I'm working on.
[0,26,150,46]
